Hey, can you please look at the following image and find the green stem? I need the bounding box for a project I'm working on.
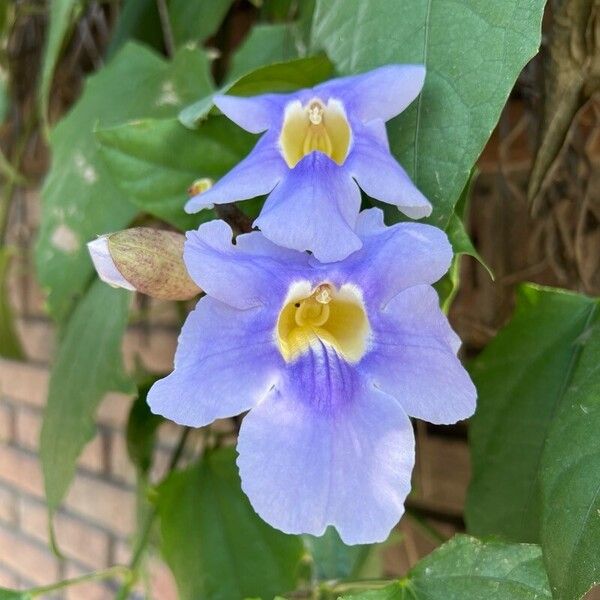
[27,565,129,597]
[115,427,191,599]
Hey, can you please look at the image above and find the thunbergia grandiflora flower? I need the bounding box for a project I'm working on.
[147,209,476,544]
[185,65,431,262]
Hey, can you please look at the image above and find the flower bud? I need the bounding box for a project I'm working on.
[87,228,201,300]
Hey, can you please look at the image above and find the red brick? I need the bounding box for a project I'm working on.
[18,499,110,570]
[0,402,14,443]
[124,329,177,373]
[64,563,115,600]
[0,360,49,408]
[0,487,17,525]
[113,539,130,564]
[109,433,136,485]
[15,408,106,474]
[65,473,136,537]
[0,565,19,589]
[147,556,178,600]
[413,434,470,514]
[15,319,56,364]
[96,393,133,429]
[0,445,44,498]
[0,526,60,585]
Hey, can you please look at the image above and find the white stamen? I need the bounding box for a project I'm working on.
[308,101,324,125]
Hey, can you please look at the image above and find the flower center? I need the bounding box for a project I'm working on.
[279,98,352,168]
[276,282,370,363]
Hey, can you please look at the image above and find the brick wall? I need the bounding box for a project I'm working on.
[0,186,183,597]
[0,340,181,598]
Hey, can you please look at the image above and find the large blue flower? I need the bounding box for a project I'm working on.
[185,66,431,262]
[148,209,475,544]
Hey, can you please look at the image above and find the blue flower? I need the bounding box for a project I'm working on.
[186,66,432,262]
[148,209,476,544]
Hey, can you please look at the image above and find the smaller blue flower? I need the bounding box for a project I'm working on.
[186,65,431,262]
[148,209,476,544]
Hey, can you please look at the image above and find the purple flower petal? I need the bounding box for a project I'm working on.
[214,93,290,133]
[347,124,431,219]
[336,210,453,305]
[315,65,425,123]
[147,297,282,427]
[184,220,310,309]
[185,132,287,213]
[255,153,362,262]
[237,345,414,544]
[364,286,476,424]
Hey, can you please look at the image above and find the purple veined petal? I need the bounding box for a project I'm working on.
[184,220,311,309]
[147,296,283,427]
[237,343,414,544]
[255,153,362,262]
[364,286,476,424]
[315,64,426,123]
[185,132,287,213]
[214,93,291,133]
[339,211,453,306]
[346,124,431,219]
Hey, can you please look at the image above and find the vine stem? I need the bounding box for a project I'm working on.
[26,565,129,597]
[115,426,191,599]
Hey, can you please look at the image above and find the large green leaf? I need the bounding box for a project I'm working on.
[156,447,304,600]
[228,23,300,80]
[38,0,79,127]
[40,280,134,517]
[169,0,233,47]
[0,248,24,359]
[341,535,551,600]
[311,0,546,227]
[35,43,213,321]
[466,285,600,599]
[179,54,333,128]
[95,116,255,231]
[539,305,600,600]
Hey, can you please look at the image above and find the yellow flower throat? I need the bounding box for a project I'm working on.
[276,283,370,363]
[279,98,352,168]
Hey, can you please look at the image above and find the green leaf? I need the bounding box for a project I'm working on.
[0,248,24,359]
[169,0,234,47]
[304,527,371,581]
[35,43,214,321]
[466,286,595,541]
[126,383,162,477]
[0,588,30,600]
[228,23,300,80]
[435,173,491,311]
[466,285,600,600]
[38,0,80,127]
[95,116,255,230]
[156,447,304,600]
[340,535,551,600]
[40,280,135,517]
[179,54,333,128]
[311,0,545,228]
[0,68,8,124]
[106,0,163,58]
